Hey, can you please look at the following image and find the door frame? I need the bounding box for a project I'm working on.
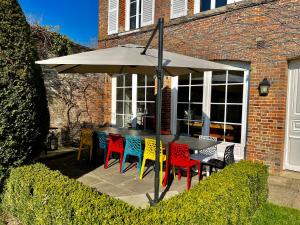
[284,59,300,171]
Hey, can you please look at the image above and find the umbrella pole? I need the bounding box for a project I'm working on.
[154,17,164,204]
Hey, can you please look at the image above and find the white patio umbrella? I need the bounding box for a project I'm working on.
[36,19,244,205]
[36,44,243,75]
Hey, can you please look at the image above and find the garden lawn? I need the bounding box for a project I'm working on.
[252,202,300,225]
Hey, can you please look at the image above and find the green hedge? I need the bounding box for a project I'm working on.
[1,161,268,225]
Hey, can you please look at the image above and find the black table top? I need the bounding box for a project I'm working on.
[97,127,219,150]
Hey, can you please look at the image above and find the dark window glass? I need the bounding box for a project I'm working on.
[137,102,145,114]
[191,73,204,85]
[130,1,137,17]
[147,75,155,86]
[146,103,155,116]
[116,102,123,114]
[201,0,211,12]
[227,85,243,103]
[211,85,226,103]
[177,103,189,119]
[226,124,241,143]
[228,71,244,83]
[137,75,145,86]
[137,88,145,101]
[178,120,189,135]
[190,104,202,120]
[117,88,123,100]
[178,74,190,85]
[226,105,242,123]
[124,88,132,100]
[124,102,132,114]
[147,87,155,101]
[130,16,136,30]
[210,104,225,122]
[212,71,226,84]
[216,0,227,8]
[117,76,123,87]
[178,86,189,102]
[125,74,132,86]
[191,86,203,102]
[116,115,123,127]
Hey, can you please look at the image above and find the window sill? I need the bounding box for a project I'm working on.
[118,28,142,37]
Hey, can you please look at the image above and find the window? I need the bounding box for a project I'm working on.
[195,0,230,14]
[177,73,204,136]
[108,0,119,35]
[200,0,211,12]
[129,0,142,30]
[126,0,154,31]
[171,0,187,19]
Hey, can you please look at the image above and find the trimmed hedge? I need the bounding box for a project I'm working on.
[1,161,268,225]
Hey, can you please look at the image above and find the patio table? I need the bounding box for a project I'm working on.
[97,127,220,151]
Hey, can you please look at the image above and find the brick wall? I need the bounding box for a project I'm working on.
[98,0,300,172]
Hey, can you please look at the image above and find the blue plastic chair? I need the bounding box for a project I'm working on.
[122,135,143,173]
[96,131,108,162]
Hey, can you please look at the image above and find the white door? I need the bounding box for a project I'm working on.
[285,60,300,172]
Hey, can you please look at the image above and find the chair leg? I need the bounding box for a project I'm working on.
[163,161,169,187]
[104,149,111,169]
[77,142,83,160]
[160,160,163,186]
[119,152,124,173]
[121,153,127,173]
[139,158,147,180]
[187,167,191,190]
[178,168,181,181]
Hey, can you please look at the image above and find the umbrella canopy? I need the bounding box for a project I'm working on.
[36,44,245,75]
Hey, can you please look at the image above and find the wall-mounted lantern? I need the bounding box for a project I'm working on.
[258,78,271,96]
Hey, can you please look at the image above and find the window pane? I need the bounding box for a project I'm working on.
[117,76,123,87]
[210,122,225,141]
[211,85,226,103]
[225,124,241,143]
[190,104,202,120]
[201,0,211,12]
[178,86,189,102]
[117,88,123,100]
[124,115,132,128]
[147,87,155,101]
[125,88,132,100]
[178,74,190,85]
[130,2,137,17]
[147,75,155,86]
[191,73,204,85]
[191,86,203,102]
[116,102,123,114]
[178,120,189,135]
[130,16,136,30]
[146,103,155,116]
[226,105,242,123]
[177,103,189,119]
[124,102,132,114]
[212,71,226,84]
[216,0,227,8]
[125,74,132,86]
[137,75,145,86]
[228,71,244,83]
[227,85,243,103]
[116,115,124,127]
[137,88,145,101]
[211,104,225,122]
[137,102,145,114]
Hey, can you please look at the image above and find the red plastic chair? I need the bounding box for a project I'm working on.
[104,133,124,173]
[163,142,201,190]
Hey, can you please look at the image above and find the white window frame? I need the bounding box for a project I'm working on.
[170,64,250,160]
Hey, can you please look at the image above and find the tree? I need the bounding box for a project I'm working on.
[0,0,49,181]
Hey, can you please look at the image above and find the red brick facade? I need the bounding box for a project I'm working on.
[97,0,300,172]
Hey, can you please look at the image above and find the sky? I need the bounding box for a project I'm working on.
[18,0,99,47]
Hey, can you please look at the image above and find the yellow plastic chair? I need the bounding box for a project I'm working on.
[77,128,93,161]
[139,138,166,184]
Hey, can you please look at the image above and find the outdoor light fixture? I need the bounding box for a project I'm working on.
[258,78,271,96]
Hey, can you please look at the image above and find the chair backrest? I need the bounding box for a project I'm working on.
[169,142,190,164]
[125,135,142,154]
[96,131,107,149]
[223,145,235,166]
[198,135,217,156]
[108,133,124,150]
[144,138,163,158]
[80,128,93,145]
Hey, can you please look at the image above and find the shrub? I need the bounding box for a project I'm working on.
[1,161,268,225]
[0,0,49,181]
[1,163,140,225]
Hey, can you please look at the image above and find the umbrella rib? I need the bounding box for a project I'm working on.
[58,65,81,73]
